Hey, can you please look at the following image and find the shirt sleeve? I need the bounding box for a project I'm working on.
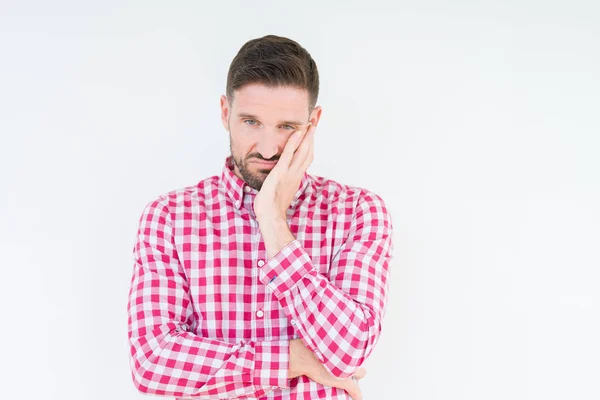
[127,198,289,399]
[258,190,394,379]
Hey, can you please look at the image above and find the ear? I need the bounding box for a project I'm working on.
[308,105,323,131]
[220,95,231,131]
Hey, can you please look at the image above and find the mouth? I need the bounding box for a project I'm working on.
[251,160,278,167]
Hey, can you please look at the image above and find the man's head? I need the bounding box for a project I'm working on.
[220,34,322,190]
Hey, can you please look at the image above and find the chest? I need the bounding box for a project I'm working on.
[173,204,339,342]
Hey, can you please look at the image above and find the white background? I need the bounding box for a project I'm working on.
[1,1,599,399]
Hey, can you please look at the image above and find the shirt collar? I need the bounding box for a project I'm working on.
[220,155,310,210]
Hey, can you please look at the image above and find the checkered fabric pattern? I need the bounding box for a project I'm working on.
[127,155,394,399]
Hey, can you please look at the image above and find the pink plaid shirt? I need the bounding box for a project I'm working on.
[127,155,394,399]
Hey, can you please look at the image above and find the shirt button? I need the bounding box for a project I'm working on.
[244,186,251,192]
[256,309,264,318]
[290,319,296,326]
[271,386,278,390]
[257,259,265,267]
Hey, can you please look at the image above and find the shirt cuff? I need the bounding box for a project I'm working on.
[258,239,313,297]
[253,339,290,390]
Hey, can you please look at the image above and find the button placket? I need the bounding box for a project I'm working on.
[248,206,262,339]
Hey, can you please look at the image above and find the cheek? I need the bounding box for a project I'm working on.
[231,126,255,153]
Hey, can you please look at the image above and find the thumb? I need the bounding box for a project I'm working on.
[353,367,367,380]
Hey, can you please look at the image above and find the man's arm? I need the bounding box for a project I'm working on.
[127,198,289,399]
[258,190,394,379]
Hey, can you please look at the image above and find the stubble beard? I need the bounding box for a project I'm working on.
[228,123,270,191]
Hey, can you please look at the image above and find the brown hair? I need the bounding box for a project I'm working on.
[226,34,319,111]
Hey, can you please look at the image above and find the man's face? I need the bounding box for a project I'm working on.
[220,83,321,191]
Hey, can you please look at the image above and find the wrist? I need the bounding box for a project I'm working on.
[258,217,295,260]
[256,212,286,225]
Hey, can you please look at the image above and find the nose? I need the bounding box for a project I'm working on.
[256,130,281,160]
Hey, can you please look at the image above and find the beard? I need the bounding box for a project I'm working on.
[228,125,277,191]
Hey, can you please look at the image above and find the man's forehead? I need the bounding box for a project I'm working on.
[233,82,309,100]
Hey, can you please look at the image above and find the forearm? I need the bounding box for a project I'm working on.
[129,321,289,398]
[275,260,381,377]
[258,220,391,379]
[258,243,383,378]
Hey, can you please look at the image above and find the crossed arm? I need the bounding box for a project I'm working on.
[127,191,393,398]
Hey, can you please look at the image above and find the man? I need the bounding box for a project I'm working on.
[127,34,394,400]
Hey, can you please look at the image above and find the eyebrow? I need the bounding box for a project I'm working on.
[237,113,304,126]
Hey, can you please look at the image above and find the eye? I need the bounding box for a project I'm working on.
[280,125,294,130]
[244,119,259,126]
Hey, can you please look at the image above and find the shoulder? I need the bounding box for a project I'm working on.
[308,173,390,214]
[139,174,221,217]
